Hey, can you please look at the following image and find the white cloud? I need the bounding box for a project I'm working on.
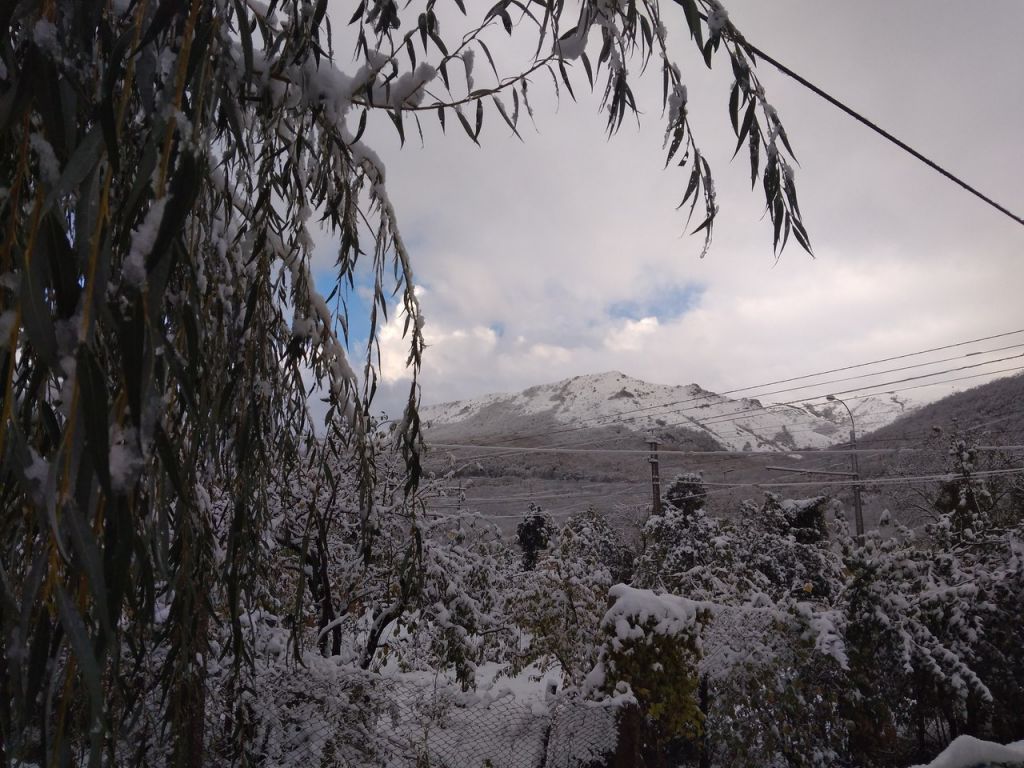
[322,1,1024,414]
[605,317,660,352]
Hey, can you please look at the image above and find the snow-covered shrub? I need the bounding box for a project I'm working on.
[505,510,623,686]
[389,513,508,688]
[586,586,708,749]
[633,503,743,600]
[704,623,849,768]
[559,507,635,584]
[839,528,993,762]
[735,494,844,601]
[664,471,708,519]
[635,492,842,604]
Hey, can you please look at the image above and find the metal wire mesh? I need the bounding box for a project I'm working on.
[198,665,622,768]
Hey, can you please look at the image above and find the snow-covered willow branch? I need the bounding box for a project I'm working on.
[0,0,426,762]
[347,0,811,257]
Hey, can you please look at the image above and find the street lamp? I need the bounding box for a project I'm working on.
[826,394,865,541]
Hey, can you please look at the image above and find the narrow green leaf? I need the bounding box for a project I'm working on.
[353,108,369,144]
[21,231,59,369]
[665,125,684,169]
[455,107,479,146]
[55,586,105,723]
[477,39,500,81]
[678,162,701,211]
[492,96,521,139]
[77,346,111,494]
[405,36,416,70]
[749,127,760,189]
[43,126,102,214]
[388,109,406,146]
[728,82,740,134]
[678,0,705,49]
[64,497,112,640]
[733,100,756,158]
[580,51,594,89]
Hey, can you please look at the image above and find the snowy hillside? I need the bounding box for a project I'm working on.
[422,371,912,452]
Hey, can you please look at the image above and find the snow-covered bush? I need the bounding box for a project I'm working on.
[635,493,842,604]
[664,471,709,519]
[633,503,743,600]
[505,509,629,686]
[387,512,508,688]
[839,526,996,762]
[559,506,636,584]
[704,622,849,768]
[735,494,844,601]
[586,586,709,751]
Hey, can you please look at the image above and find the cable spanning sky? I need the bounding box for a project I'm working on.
[314,1,1024,415]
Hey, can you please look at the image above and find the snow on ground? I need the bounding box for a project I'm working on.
[910,735,1024,768]
[372,662,617,768]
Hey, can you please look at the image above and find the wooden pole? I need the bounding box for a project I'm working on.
[648,438,662,516]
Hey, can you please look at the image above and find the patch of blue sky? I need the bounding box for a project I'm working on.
[312,267,373,351]
[607,283,705,322]
[310,228,431,352]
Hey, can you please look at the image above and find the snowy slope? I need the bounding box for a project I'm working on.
[801,393,916,438]
[422,371,912,452]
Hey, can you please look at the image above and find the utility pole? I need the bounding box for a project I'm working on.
[827,394,864,541]
[648,437,662,516]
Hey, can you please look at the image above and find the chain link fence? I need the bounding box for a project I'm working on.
[196,661,621,768]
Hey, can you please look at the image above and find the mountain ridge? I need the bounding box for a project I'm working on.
[423,370,914,453]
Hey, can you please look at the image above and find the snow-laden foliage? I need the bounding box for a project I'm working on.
[622,459,1024,767]
[703,620,849,768]
[840,509,1024,762]
[267,443,510,688]
[585,585,708,753]
[635,489,842,602]
[634,502,742,599]
[506,507,632,686]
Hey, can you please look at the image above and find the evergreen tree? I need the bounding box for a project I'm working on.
[664,471,708,519]
[516,503,554,570]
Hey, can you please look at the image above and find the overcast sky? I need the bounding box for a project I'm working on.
[315,1,1024,417]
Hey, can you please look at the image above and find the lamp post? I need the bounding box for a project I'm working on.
[827,394,864,541]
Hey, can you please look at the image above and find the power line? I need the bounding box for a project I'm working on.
[438,363,1024,462]
[663,362,1024,435]
[692,355,1024,429]
[424,466,1024,513]
[432,365,1024,467]
[697,331,1024,399]
[744,42,1024,228]
[702,466,1024,490]
[694,342,1024,413]
[428,442,1024,458]
[655,363,1024,443]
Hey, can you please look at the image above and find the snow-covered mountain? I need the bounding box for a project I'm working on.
[422,371,914,452]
